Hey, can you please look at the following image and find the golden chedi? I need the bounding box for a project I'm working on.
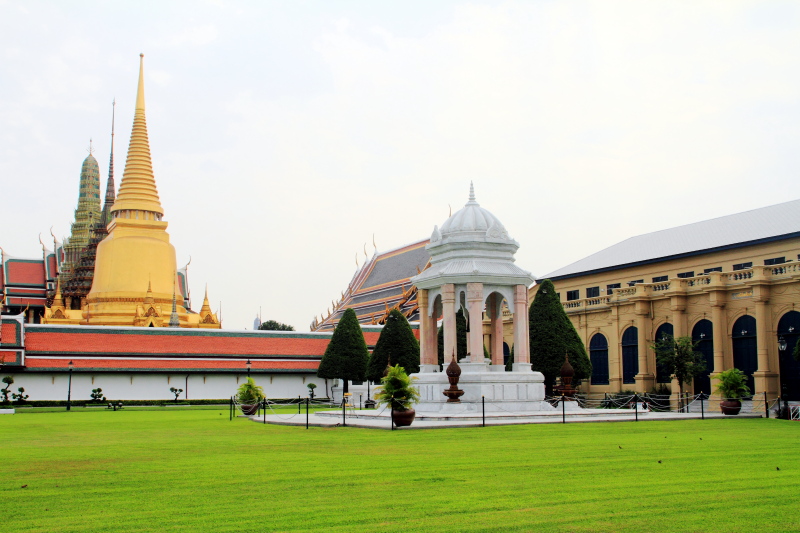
[82,54,219,328]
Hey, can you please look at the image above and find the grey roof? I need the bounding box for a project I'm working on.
[542,199,800,280]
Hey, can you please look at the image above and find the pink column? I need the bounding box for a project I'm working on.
[442,284,456,363]
[467,283,484,363]
[417,289,430,365]
[490,294,504,365]
[513,285,529,363]
[427,299,438,366]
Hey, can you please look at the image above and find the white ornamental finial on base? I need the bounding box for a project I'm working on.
[468,181,476,203]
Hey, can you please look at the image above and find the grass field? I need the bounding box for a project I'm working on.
[2,409,799,532]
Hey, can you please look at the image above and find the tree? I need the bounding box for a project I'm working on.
[367,309,420,383]
[437,309,468,365]
[529,279,592,395]
[652,334,706,399]
[316,308,369,394]
[12,387,29,404]
[90,388,106,402]
[1,376,14,403]
[258,320,295,331]
[169,387,183,402]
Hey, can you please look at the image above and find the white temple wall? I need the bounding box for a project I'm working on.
[2,372,315,401]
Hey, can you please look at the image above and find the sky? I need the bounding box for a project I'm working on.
[1,0,799,331]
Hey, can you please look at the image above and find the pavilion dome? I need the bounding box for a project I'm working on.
[412,183,533,291]
[431,183,515,246]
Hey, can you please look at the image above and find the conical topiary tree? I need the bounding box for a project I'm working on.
[437,308,468,365]
[529,279,592,395]
[316,308,369,394]
[367,309,420,383]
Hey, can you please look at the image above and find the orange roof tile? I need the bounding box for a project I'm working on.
[25,357,319,371]
[6,261,46,286]
[25,330,332,357]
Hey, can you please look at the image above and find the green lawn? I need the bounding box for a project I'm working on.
[2,410,799,532]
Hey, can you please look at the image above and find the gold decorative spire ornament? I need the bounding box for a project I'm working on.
[110,53,164,218]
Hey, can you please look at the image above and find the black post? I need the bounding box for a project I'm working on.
[306,397,309,429]
[634,394,639,422]
[229,396,233,421]
[764,391,769,418]
[342,398,346,427]
[359,394,362,410]
[561,395,566,424]
[298,395,301,414]
[700,393,705,420]
[66,360,73,411]
[263,399,266,424]
[784,397,790,420]
[482,395,485,427]
[391,405,394,431]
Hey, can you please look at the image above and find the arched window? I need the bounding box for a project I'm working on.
[655,323,674,383]
[691,319,714,395]
[621,327,638,385]
[732,315,757,395]
[777,311,800,401]
[589,333,609,385]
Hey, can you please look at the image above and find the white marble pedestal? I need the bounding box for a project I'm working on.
[413,361,555,413]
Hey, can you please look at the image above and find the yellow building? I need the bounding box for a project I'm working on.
[43,55,219,329]
[539,200,800,402]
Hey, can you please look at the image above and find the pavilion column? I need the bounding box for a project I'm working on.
[442,284,456,363]
[467,283,484,363]
[513,284,530,368]
[417,289,434,371]
[490,294,504,366]
[426,304,439,368]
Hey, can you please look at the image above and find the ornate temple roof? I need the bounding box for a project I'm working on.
[311,239,431,331]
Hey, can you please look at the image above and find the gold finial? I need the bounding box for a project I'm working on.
[88,138,94,155]
[110,53,164,217]
[136,54,146,111]
[372,233,377,253]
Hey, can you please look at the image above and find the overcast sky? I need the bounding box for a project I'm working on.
[1,1,799,331]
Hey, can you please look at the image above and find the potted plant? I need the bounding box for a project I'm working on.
[307,382,317,400]
[237,377,265,416]
[374,364,420,427]
[715,368,751,415]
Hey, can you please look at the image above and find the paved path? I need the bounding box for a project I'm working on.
[248,408,763,430]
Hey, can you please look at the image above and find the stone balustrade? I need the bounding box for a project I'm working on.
[561,264,800,313]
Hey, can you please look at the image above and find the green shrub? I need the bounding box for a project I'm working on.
[90,388,106,402]
[529,280,592,395]
[374,365,420,411]
[316,308,369,394]
[715,368,751,400]
[367,309,420,382]
[236,377,265,404]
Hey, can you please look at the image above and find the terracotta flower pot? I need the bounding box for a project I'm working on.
[392,408,416,427]
[720,399,742,415]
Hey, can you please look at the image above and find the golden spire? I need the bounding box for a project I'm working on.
[111,53,164,217]
[200,286,212,313]
[144,281,154,305]
[52,278,64,308]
